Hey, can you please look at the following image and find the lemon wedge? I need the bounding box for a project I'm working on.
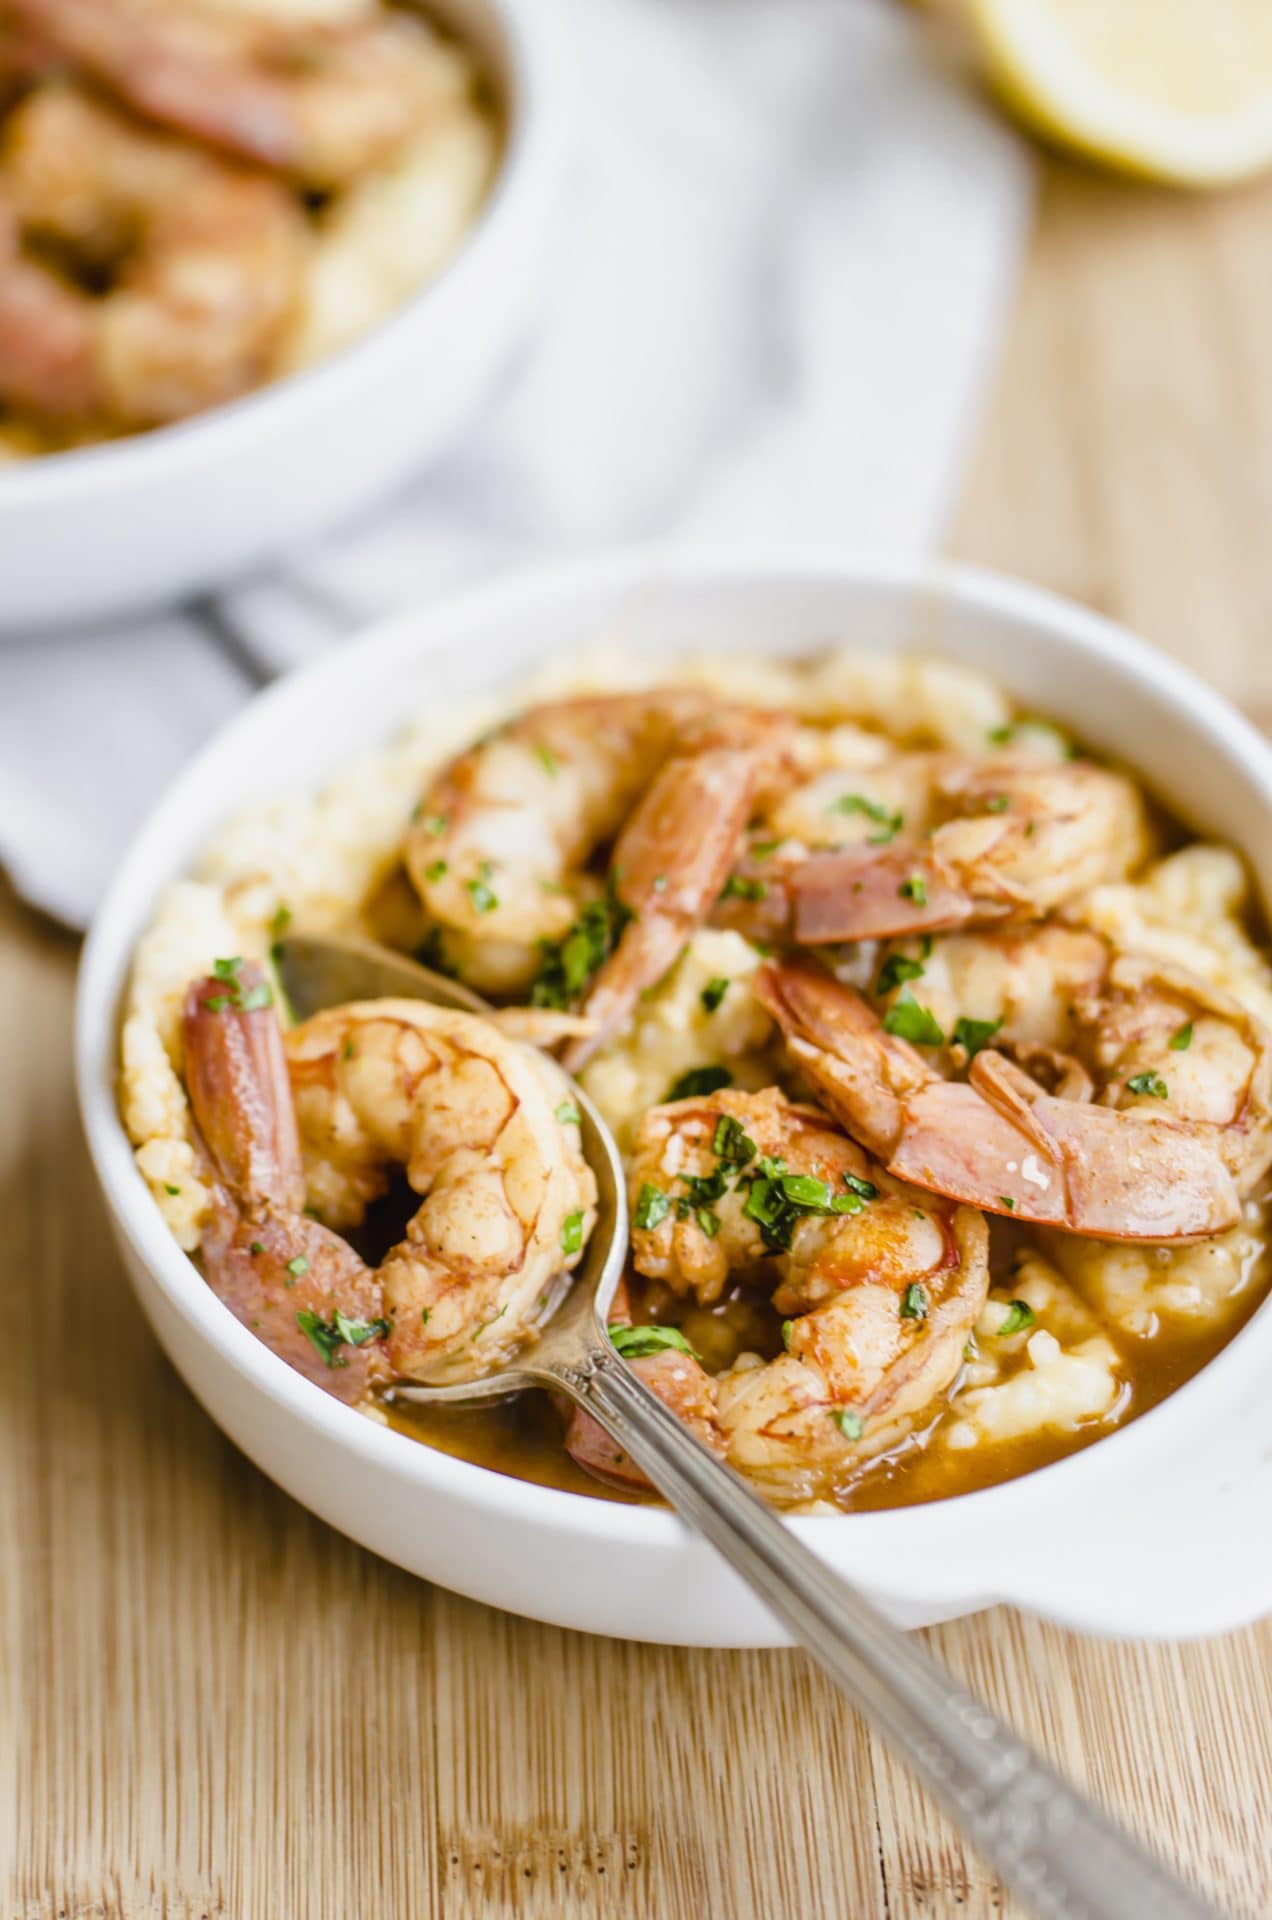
[967,0,1272,187]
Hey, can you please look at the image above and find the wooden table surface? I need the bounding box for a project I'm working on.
[6,152,1272,1920]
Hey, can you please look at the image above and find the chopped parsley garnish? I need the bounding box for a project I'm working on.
[984,795,1010,814]
[651,874,668,893]
[249,1242,264,1256]
[750,839,781,860]
[561,1210,585,1255]
[701,976,730,1014]
[465,863,498,914]
[206,955,273,1014]
[420,1307,431,1325]
[987,723,1015,746]
[342,1039,356,1061]
[609,1323,698,1361]
[420,812,449,836]
[286,1256,310,1278]
[163,1183,181,1196]
[999,1196,1017,1212]
[826,793,904,843]
[876,951,924,996]
[742,1164,870,1250]
[270,904,292,939]
[1126,1071,1168,1099]
[843,1171,879,1201]
[534,743,560,777]
[831,1409,864,1441]
[531,885,634,1009]
[424,859,448,883]
[712,1112,757,1169]
[952,1015,1003,1059]
[634,1183,672,1231]
[695,1207,722,1239]
[898,873,928,907]
[780,1319,795,1351]
[720,874,768,902]
[665,1064,733,1102]
[296,1307,389,1368]
[882,988,945,1047]
[1170,1022,1194,1052]
[899,1283,928,1321]
[554,1100,581,1127]
[998,1300,1036,1336]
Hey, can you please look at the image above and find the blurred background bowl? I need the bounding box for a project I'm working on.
[0,0,571,635]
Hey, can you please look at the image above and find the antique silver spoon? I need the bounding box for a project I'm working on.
[275,930,1224,1920]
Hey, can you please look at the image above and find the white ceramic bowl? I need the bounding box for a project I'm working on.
[0,0,569,634]
[76,553,1272,1644]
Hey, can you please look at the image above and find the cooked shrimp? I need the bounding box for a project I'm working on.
[182,962,390,1405]
[283,997,597,1384]
[12,0,467,188]
[621,1088,988,1494]
[407,691,800,1037]
[0,85,305,425]
[755,948,1272,1240]
[715,750,1149,945]
[182,962,597,1392]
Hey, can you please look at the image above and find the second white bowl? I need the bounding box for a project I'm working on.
[0,0,570,632]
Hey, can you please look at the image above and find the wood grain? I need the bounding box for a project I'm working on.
[5,150,1272,1919]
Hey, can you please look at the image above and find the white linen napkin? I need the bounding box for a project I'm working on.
[0,0,1033,931]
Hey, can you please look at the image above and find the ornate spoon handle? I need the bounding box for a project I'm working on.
[552,1349,1224,1920]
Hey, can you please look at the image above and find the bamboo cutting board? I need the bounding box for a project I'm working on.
[4,154,1272,1919]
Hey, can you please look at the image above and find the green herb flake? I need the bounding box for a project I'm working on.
[287,1256,310,1278]
[422,812,449,837]
[701,976,730,1014]
[984,794,1010,813]
[780,1318,795,1351]
[1170,1022,1194,1052]
[1126,1071,1169,1099]
[249,1241,264,1256]
[827,793,904,842]
[842,1172,879,1201]
[831,1409,864,1441]
[424,859,448,883]
[342,1039,356,1061]
[899,1283,928,1321]
[270,905,292,939]
[212,956,244,980]
[720,874,768,902]
[898,873,929,907]
[750,839,781,860]
[420,1307,431,1325]
[780,1173,832,1210]
[665,1064,733,1102]
[712,1112,756,1169]
[695,1207,722,1240]
[334,1312,389,1348]
[876,951,924,996]
[882,987,945,1047]
[651,874,668,894]
[999,1196,1017,1212]
[998,1299,1036,1336]
[531,884,634,1010]
[634,1183,672,1232]
[561,1210,585,1255]
[202,995,232,1014]
[239,982,273,1013]
[609,1323,698,1361]
[163,1183,181,1196]
[465,864,499,915]
[554,1100,581,1127]
[534,743,560,777]
[952,1015,1003,1059]
[296,1309,348,1369]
